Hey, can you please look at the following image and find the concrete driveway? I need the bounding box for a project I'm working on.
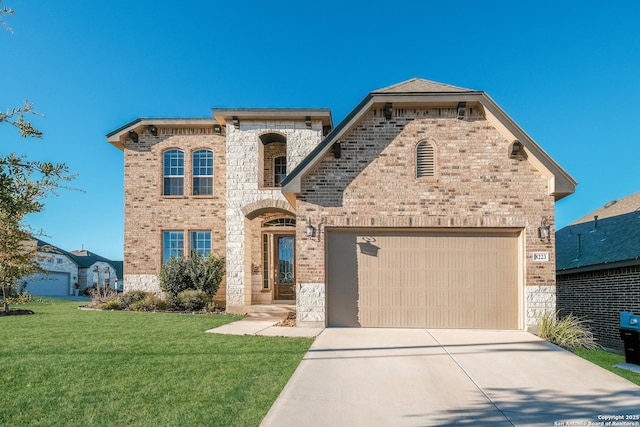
[261,328,640,427]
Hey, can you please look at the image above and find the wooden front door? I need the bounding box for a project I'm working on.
[274,235,295,300]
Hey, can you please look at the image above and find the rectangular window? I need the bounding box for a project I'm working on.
[274,156,286,187]
[190,230,211,257]
[162,230,184,263]
[192,150,213,195]
[262,233,269,289]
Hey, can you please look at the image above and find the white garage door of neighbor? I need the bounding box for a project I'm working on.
[327,230,520,329]
[25,272,71,296]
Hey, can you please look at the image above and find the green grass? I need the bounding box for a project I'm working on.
[575,348,640,386]
[0,299,313,427]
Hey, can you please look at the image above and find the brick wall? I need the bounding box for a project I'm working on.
[296,106,557,326]
[123,126,227,302]
[557,265,640,350]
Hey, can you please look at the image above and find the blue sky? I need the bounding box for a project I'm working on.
[2,1,639,260]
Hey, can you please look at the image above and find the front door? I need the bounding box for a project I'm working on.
[274,235,295,300]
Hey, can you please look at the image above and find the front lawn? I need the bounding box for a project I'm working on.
[575,348,640,386]
[0,299,313,427]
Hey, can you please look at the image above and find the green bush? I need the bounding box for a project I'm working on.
[159,253,225,299]
[177,290,211,312]
[130,294,162,312]
[98,299,124,310]
[120,291,148,307]
[538,311,600,351]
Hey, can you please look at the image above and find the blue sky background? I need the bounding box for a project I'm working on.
[1,1,639,260]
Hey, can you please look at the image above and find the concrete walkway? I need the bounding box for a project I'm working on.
[206,304,324,338]
[261,328,640,427]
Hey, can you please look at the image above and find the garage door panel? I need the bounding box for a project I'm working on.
[328,231,520,329]
[25,272,70,296]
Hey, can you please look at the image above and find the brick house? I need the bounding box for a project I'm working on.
[107,78,575,330]
[556,192,640,350]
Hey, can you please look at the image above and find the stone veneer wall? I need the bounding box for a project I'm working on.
[557,265,640,350]
[295,106,557,328]
[122,126,227,303]
[36,252,78,295]
[225,120,323,310]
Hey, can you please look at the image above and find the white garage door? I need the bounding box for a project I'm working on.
[327,230,520,329]
[24,272,71,296]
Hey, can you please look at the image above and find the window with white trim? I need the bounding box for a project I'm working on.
[192,150,213,196]
[416,141,435,178]
[163,150,184,195]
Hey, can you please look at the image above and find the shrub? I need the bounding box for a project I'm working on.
[538,311,600,351]
[98,299,124,310]
[177,290,211,312]
[130,294,170,312]
[159,253,225,299]
[120,291,148,307]
[130,295,157,312]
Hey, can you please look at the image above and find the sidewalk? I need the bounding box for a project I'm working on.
[205,304,324,338]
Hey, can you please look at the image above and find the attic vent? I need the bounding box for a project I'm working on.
[604,200,617,208]
[416,141,435,178]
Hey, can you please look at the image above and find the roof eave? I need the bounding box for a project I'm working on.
[106,118,217,150]
[282,91,577,201]
[212,108,333,127]
[557,257,640,275]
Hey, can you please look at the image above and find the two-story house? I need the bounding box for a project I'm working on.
[107,78,576,330]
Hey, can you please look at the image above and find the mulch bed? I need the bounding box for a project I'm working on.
[0,309,35,316]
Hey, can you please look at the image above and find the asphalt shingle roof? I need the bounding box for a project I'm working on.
[556,210,640,272]
[571,192,640,225]
[372,78,475,94]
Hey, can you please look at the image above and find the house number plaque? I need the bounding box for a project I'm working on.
[532,252,549,262]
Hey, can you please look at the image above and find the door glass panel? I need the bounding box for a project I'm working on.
[278,236,294,284]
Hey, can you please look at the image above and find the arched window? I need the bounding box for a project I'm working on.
[163,149,184,195]
[274,156,287,187]
[416,141,435,178]
[259,132,287,188]
[192,149,213,195]
[263,218,296,227]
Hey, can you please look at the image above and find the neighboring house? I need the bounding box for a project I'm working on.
[70,250,120,294]
[21,240,122,296]
[22,239,79,296]
[107,78,576,330]
[556,192,640,350]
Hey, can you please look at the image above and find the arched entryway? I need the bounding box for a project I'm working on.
[242,201,296,304]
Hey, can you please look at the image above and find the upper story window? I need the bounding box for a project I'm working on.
[163,149,184,195]
[162,230,184,263]
[259,133,287,188]
[274,156,287,187]
[192,149,213,196]
[416,141,435,178]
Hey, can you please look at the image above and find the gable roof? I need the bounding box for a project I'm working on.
[571,192,640,225]
[35,239,79,266]
[281,78,576,205]
[373,78,474,93]
[556,210,640,273]
[69,249,119,270]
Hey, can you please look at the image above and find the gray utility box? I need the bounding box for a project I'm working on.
[620,311,640,365]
